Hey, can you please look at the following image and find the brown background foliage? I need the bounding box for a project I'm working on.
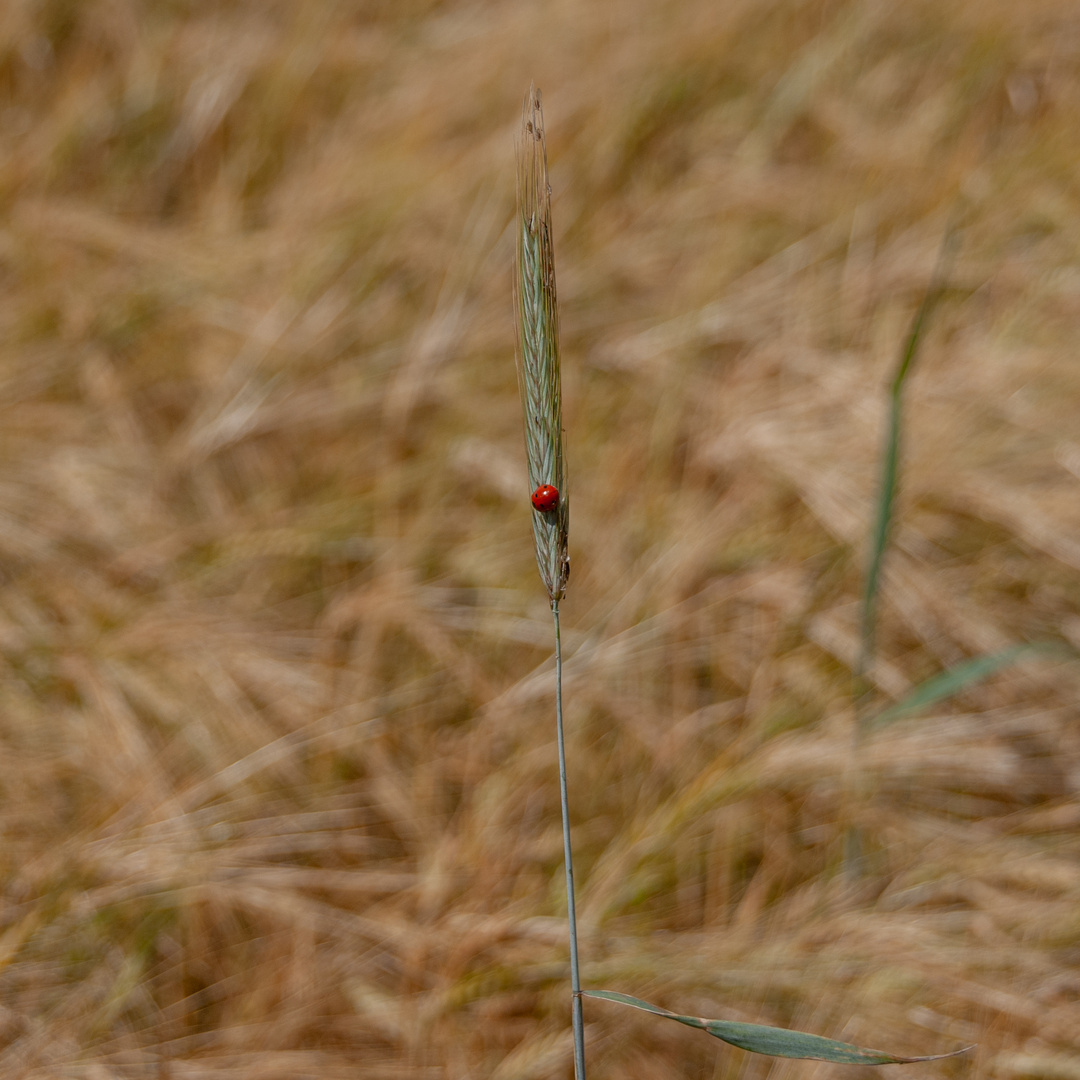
[0,1,1079,1077]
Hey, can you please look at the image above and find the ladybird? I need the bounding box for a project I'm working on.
[531,484,560,512]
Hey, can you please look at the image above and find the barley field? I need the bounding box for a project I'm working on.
[2,2,1080,1078]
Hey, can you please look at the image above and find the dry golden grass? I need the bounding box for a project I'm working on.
[1,1,1080,1077]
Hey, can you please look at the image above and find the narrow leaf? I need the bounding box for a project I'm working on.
[856,227,958,699]
[583,991,972,1065]
[872,642,1070,728]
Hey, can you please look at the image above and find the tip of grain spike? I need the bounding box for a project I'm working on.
[520,84,540,133]
[517,85,550,234]
[522,85,544,144]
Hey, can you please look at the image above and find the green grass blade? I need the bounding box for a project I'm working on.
[846,226,959,877]
[871,642,1070,728]
[583,991,973,1065]
[855,227,958,701]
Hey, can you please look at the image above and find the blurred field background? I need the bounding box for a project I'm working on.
[2,0,1080,1077]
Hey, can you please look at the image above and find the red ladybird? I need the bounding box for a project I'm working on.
[531,484,560,512]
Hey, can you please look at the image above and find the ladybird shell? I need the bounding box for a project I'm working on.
[531,484,560,512]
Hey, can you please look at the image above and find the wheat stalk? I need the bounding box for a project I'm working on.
[514,85,584,1080]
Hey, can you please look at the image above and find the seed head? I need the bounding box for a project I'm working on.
[515,86,569,602]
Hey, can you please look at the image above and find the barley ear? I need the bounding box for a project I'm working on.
[515,85,569,603]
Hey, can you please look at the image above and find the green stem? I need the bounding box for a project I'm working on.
[553,601,585,1080]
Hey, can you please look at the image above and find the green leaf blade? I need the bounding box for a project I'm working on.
[872,642,1070,728]
[701,1020,933,1064]
[583,991,973,1065]
[583,991,706,1030]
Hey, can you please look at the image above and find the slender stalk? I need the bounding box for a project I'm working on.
[553,601,585,1080]
[514,86,583,1076]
